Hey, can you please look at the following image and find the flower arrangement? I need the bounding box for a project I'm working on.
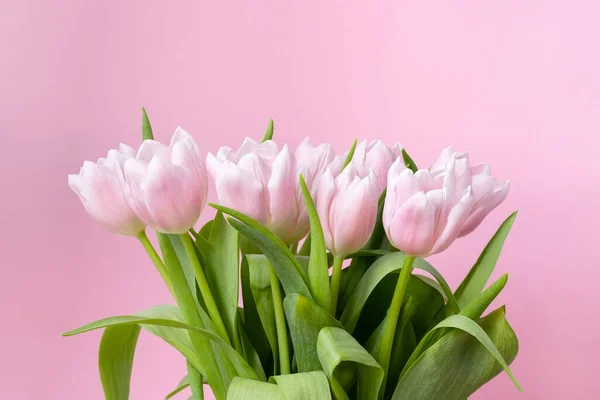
[64,110,520,400]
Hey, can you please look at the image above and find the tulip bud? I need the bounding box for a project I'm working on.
[383,157,474,257]
[342,140,403,193]
[316,166,380,257]
[119,127,208,234]
[68,144,146,236]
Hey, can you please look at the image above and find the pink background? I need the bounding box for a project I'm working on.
[1,1,598,399]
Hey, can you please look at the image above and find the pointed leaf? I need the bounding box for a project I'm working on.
[142,107,154,140]
[165,375,190,400]
[341,139,358,170]
[187,361,204,400]
[299,175,331,312]
[317,327,384,400]
[98,324,141,400]
[262,119,274,142]
[401,149,418,173]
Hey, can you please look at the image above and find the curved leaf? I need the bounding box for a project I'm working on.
[213,206,311,299]
[393,308,520,399]
[236,308,268,381]
[165,375,190,399]
[341,139,358,170]
[299,175,331,313]
[401,149,418,173]
[98,324,140,400]
[454,212,517,308]
[187,361,204,400]
[63,307,259,382]
[340,253,460,334]
[141,107,154,140]
[262,119,274,142]
[283,294,343,372]
[227,372,331,400]
[317,327,384,400]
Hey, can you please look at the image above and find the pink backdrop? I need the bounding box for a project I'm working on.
[1,1,598,399]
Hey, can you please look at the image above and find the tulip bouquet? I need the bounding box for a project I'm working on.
[64,110,521,400]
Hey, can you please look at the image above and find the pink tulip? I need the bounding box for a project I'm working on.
[341,140,403,193]
[316,165,380,257]
[383,156,474,257]
[119,127,208,234]
[68,144,146,236]
[430,147,510,237]
[294,137,339,192]
[207,138,338,245]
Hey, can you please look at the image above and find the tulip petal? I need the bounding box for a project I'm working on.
[459,180,510,237]
[386,191,436,257]
[268,145,301,244]
[316,169,336,250]
[431,186,474,254]
[137,140,169,163]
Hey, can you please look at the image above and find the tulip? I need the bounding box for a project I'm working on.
[68,144,145,236]
[383,157,474,257]
[119,127,208,234]
[207,137,338,245]
[316,165,379,314]
[342,140,403,193]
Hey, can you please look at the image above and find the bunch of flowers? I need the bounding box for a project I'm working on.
[65,110,520,400]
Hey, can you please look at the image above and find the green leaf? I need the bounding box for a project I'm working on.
[236,309,268,381]
[393,308,520,399]
[142,107,154,140]
[187,361,205,400]
[340,253,460,334]
[98,324,140,400]
[341,139,358,170]
[204,212,240,344]
[401,149,418,173]
[283,294,343,372]
[317,327,384,400]
[455,212,517,308]
[298,236,311,256]
[198,219,214,239]
[240,257,272,372]
[227,372,331,400]
[246,254,279,371]
[212,204,311,299]
[63,306,259,382]
[165,375,190,399]
[262,119,274,142]
[299,175,331,312]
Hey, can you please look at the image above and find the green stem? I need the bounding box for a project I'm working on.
[186,361,204,400]
[137,231,174,294]
[378,256,415,378]
[180,233,231,345]
[270,264,290,374]
[330,255,344,316]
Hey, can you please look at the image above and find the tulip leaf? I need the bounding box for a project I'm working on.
[298,236,311,256]
[62,306,259,382]
[393,308,520,399]
[401,149,418,173]
[240,256,272,372]
[204,211,239,345]
[342,139,358,170]
[262,119,274,142]
[165,375,191,399]
[454,212,517,308]
[299,175,331,313]
[198,219,214,239]
[98,323,141,400]
[246,254,279,372]
[212,204,311,299]
[227,372,331,400]
[186,361,205,400]
[340,253,460,334]
[236,308,268,381]
[283,294,344,372]
[142,107,154,140]
[317,327,384,400]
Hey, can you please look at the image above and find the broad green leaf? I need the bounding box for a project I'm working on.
[164,234,201,306]
[213,205,311,299]
[298,236,311,256]
[393,308,520,399]
[63,308,259,382]
[198,219,214,239]
[205,212,239,344]
[455,212,517,308]
[227,372,331,400]
[142,107,154,140]
[341,139,358,170]
[283,294,343,372]
[240,256,272,371]
[401,149,418,172]
[262,119,274,142]
[246,255,279,371]
[299,175,331,312]
[295,255,310,276]
[98,324,140,400]
[187,361,204,400]
[236,309,268,381]
[165,375,190,399]
[340,253,460,334]
[317,327,384,400]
